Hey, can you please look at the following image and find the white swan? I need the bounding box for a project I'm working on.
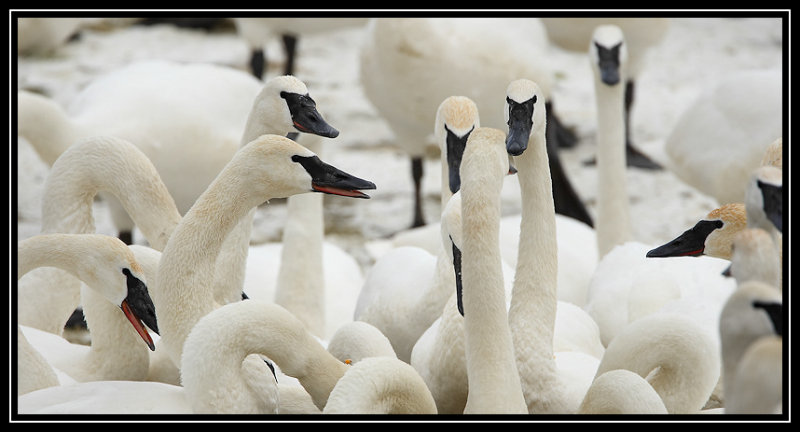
[727,335,783,414]
[152,133,375,369]
[16,233,156,394]
[234,17,368,78]
[591,24,634,258]
[718,280,783,414]
[354,96,479,361]
[591,312,720,413]
[542,17,669,169]
[457,127,527,414]
[326,320,397,364]
[359,17,589,227]
[504,78,601,414]
[664,68,782,206]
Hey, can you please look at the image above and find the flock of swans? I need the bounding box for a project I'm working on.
[14,17,784,418]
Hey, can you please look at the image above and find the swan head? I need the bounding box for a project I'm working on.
[646,203,746,260]
[722,228,781,287]
[74,235,158,351]
[435,96,480,194]
[745,165,783,233]
[238,134,376,200]
[590,24,629,86]
[253,75,339,139]
[504,79,546,156]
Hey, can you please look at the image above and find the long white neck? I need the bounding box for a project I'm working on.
[595,80,632,258]
[210,91,297,306]
[508,123,561,413]
[274,138,326,337]
[17,91,84,166]
[460,134,526,414]
[323,357,437,414]
[594,313,720,414]
[181,300,348,412]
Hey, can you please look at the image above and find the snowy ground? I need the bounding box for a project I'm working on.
[15,15,784,282]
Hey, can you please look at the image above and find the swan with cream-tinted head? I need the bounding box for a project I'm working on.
[647,203,746,260]
[153,133,375,368]
[16,233,156,395]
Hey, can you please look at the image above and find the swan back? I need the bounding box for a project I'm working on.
[326,321,397,364]
[323,357,437,414]
[578,369,668,414]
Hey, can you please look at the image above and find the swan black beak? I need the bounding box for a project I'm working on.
[445,125,471,194]
[121,268,158,351]
[757,180,783,233]
[595,41,623,86]
[505,96,535,156]
[646,220,723,258]
[753,301,783,337]
[452,238,464,317]
[292,155,376,199]
[281,91,340,138]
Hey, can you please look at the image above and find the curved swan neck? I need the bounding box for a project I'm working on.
[594,78,632,258]
[42,136,181,249]
[595,314,720,413]
[181,300,348,412]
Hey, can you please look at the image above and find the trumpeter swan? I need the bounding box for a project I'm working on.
[542,17,669,170]
[354,96,478,361]
[359,17,590,228]
[646,203,746,260]
[727,335,783,414]
[234,17,368,78]
[456,127,527,414]
[16,234,156,393]
[664,68,782,206]
[592,312,720,413]
[718,280,782,414]
[153,134,375,369]
[590,24,634,258]
[504,78,601,414]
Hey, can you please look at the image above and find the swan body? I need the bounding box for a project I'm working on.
[664,68,783,205]
[578,369,668,414]
[326,321,397,364]
[152,134,375,369]
[593,312,720,414]
[323,356,437,414]
[718,280,782,414]
[727,335,783,414]
[16,233,156,394]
